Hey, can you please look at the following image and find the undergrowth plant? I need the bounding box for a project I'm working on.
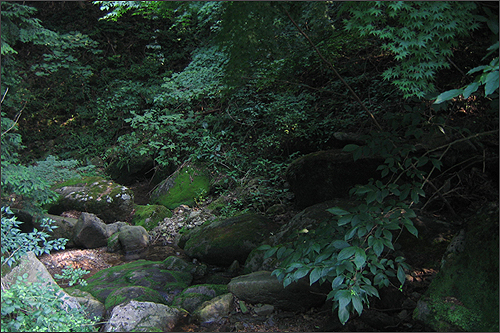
[1,207,97,332]
[259,106,445,324]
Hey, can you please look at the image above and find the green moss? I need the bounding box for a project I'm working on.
[132,204,172,231]
[79,260,192,303]
[420,205,499,332]
[104,286,166,309]
[430,300,481,332]
[151,165,210,209]
[52,176,104,188]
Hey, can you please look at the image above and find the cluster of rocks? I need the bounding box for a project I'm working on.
[5,149,497,332]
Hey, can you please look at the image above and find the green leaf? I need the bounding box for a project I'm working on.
[264,247,277,259]
[338,246,356,261]
[309,267,322,285]
[434,89,462,104]
[429,158,442,171]
[338,214,353,226]
[462,81,480,98]
[338,306,350,325]
[327,207,350,216]
[331,275,345,289]
[353,247,367,269]
[332,240,351,249]
[293,267,310,281]
[484,70,499,96]
[372,239,384,257]
[363,285,380,298]
[343,144,359,152]
[404,220,419,237]
[397,265,406,285]
[352,295,364,316]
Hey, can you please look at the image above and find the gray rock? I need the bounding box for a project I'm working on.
[104,300,185,332]
[118,225,149,256]
[73,213,108,249]
[105,221,129,238]
[181,213,279,266]
[65,288,106,321]
[80,260,193,306]
[194,293,234,324]
[254,304,274,316]
[228,270,326,312]
[50,177,134,222]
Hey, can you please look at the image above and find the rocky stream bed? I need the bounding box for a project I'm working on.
[36,199,446,332]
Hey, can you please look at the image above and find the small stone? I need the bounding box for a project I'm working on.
[254,304,274,316]
[398,309,408,320]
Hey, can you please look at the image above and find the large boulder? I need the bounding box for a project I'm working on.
[79,259,194,306]
[180,213,279,266]
[104,300,186,332]
[228,270,326,312]
[285,149,382,208]
[65,288,106,321]
[413,203,499,332]
[73,212,109,249]
[150,163,210,209]
[49,176,134,222]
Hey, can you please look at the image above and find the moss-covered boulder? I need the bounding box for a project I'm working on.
[79,259,193,305]
[181,213,279,266]
[48,176,134,222]
[150,163,210,209]
[244,200,353,274]
[413,203,499,332]
[173,284,228,313]
[105,286,166,309]
[285,149,382,208]
[132,204,172,231]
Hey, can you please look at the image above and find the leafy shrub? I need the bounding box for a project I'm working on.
[260,105,448,324]
[0,207,67,269]
[1,274,96,332]
[54,266,90,287]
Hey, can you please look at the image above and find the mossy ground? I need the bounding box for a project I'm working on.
[151,165,210,209]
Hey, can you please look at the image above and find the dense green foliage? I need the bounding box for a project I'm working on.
[1,0,498,327]
[1,274,96,332]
